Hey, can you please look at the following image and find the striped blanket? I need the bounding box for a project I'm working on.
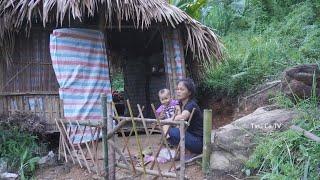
[50,28,112,143]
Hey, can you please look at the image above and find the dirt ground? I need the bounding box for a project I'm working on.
[36,162,207,180]
[35,134,218,180]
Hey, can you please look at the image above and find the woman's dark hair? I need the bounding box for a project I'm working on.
[177,78,196,99]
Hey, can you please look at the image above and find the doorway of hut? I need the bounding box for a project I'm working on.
[107,27,165,118]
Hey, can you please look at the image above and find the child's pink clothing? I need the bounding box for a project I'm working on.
[156,99,179,119]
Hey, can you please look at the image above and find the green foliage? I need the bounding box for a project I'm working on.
[0,127,40,179]
[199,0,320,178]
[203,0,248,35]
[201,0,320,98]
[111,73,124,91]
[245,79,320,179]
[170,0,207,20]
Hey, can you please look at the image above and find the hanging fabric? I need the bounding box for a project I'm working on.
[50,28,112,143]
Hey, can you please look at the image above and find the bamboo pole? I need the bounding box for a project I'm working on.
[137,104,150,138]
[141,104,164,177]
[119,106,145,153]
[54,118,76,164]
[108,141,130,168]
[126,100,147,176]
[291,125,320,142]
[63,119,83,167]
[58,134,62,160]
[106,118,128,139]
[179,121,185,180]
[111,102,137,174]
[202,109,212,175]
[107,101,116,180]
[113,116,185,125]
[150,104,177,171]
[101,93,108,180]
[176,154,203,170]
[169,108,195,171]
[62,119,102,127]
[74,121,90,172]
[116,163,178,178]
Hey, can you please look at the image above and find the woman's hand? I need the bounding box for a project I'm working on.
[159,111,165,120]
[174,110,190,121]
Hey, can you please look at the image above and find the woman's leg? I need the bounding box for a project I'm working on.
[185,132,203,154]
[167,127,180,146]
[168,128,203,154]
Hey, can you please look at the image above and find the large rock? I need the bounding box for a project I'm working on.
[0,158,8,174]
[210,106,297,175]
[282,64,320,99]
[0,172,18,180]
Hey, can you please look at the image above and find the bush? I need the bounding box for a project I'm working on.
[111,72,124,92]
[0,124,40,179]
[201,0,320,98]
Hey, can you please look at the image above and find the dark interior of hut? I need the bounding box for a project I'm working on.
[106,27,166,118]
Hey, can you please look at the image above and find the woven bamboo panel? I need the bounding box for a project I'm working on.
[0,94,62,132]
[1,29,59,93]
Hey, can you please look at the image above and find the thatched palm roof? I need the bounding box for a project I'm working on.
[0,0,222,62]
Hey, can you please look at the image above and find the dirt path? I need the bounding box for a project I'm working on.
[36,134,208,180]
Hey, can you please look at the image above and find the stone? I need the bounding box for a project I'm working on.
[0,158,8,174]
[210,106,297,175]
[38,151,57,168]
[0,172,18,180]
[282,64,320,99]
[92,174,103,180]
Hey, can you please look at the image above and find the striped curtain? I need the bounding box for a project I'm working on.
[50,28,112,122]
[162,28,186,97]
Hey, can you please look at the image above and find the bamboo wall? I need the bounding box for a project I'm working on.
[1,29,59,92]
[0,29,61,131]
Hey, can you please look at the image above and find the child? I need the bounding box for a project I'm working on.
[156,89,180,120]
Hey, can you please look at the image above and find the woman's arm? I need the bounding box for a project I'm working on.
[163,110,190,121]
[173,110,190,121]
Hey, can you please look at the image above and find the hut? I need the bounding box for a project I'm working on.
[0,0,222,131]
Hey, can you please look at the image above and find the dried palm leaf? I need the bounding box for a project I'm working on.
[0,0,223,64]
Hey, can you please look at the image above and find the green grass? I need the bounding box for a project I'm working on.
[0,127,40,179]
[244,93,320,179]
[200,0,320,98]
[195,1,320,178]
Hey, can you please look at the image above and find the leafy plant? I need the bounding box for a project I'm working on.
[170,0,207,20]
[111,73,124,92]
[0,127,40,179]
[19,149,40,180]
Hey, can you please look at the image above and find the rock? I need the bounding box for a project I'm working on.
[0,158,8,174]
[38,151,57,168]
[282,64,320,99]
[0,172,18,180]
[210,106,297,175]
[92,174,103,180]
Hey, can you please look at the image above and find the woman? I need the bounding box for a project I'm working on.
[165,78,203,155]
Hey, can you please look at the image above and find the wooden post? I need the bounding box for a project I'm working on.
[202,109,212,175]
[107,101,115,180]
[179,121,185,180]
[101,93,108,180]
